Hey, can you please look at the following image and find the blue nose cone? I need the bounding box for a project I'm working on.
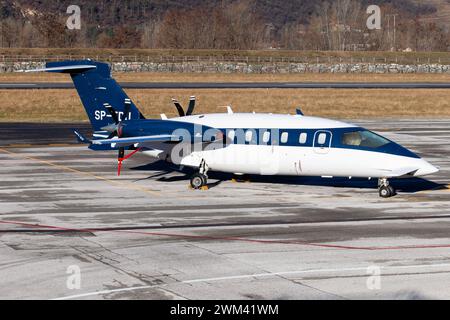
[380,142,420,159]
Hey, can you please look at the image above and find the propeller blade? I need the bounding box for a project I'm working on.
[101,123,119,139]
[102,122,123,140]
[104,103,119,124]
[101,123,118,133]
[124,99,131,121]
[117,147,125,176]
[186,96,196,116]
[172,98,185,117]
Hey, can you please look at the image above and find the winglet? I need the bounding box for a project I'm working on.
[73,129,91,144]
[296,108,304,116]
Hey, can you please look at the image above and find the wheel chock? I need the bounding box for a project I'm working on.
[188,185,209,190]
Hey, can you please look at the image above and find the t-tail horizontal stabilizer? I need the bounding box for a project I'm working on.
[19,65,97,73]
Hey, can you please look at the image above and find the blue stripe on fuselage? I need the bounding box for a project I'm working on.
[219,127,420,159]
[104,120,419,159]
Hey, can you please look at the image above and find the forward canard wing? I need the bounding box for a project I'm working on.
[386,167,419,177]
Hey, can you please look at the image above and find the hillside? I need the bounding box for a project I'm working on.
[4,0,439,28]
[0,0,447,51]
[417,0,450,28]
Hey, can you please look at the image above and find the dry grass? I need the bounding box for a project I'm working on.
[1,72,449,83]
[0,88,449,122]
[113,73,450,83]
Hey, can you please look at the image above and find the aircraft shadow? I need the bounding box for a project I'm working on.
[130,161,446,193]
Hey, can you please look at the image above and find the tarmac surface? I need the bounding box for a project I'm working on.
[0,82,450,89]
[0,119,449,300]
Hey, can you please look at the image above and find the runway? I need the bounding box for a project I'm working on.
[1,82,450,89]
[0,119,449,300]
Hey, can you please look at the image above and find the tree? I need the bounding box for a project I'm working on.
[32,13,66,47]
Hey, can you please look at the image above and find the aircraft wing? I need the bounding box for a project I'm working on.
[91,134,180,147]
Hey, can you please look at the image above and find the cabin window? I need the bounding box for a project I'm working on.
[318,133,327,145]
[281,132,289,144]
[262,131,271,143]
[299,133,307,144]
[341,130,390,148]
[227,130,235,141]
[245,130,253,142]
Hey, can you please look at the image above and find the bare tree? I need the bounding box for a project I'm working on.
[156,0,267,50]
[32,13,67,47]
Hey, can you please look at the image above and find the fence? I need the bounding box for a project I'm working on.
[1,54,450,65]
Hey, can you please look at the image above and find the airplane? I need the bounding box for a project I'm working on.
[24,60,439,198]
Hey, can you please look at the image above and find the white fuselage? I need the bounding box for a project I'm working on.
[142,113,438,179]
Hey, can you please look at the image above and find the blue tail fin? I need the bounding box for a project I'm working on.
[44,60,145,132]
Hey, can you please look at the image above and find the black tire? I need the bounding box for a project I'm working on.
[379,186,392,198]
[387,185,396,197]
[190,173,207,189]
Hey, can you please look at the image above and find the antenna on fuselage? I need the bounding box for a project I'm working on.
[296,108,305,116]
[218,106,234,114]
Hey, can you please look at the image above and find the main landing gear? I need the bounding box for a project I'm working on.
[378,178,396,198]
[190,160,209,190]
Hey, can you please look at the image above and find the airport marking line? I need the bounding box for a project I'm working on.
[5,144,33,148]
[3,143,78,149]
[52,263,450,300]
[0,147,160,197]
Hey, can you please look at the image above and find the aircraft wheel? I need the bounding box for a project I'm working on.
[190,173,207,190]
[379,185,395,198]
[387,185,396,197]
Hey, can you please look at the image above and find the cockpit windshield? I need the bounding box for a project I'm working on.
[341,130,390,148]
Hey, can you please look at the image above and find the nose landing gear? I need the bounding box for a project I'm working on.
[378,178,396,198]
